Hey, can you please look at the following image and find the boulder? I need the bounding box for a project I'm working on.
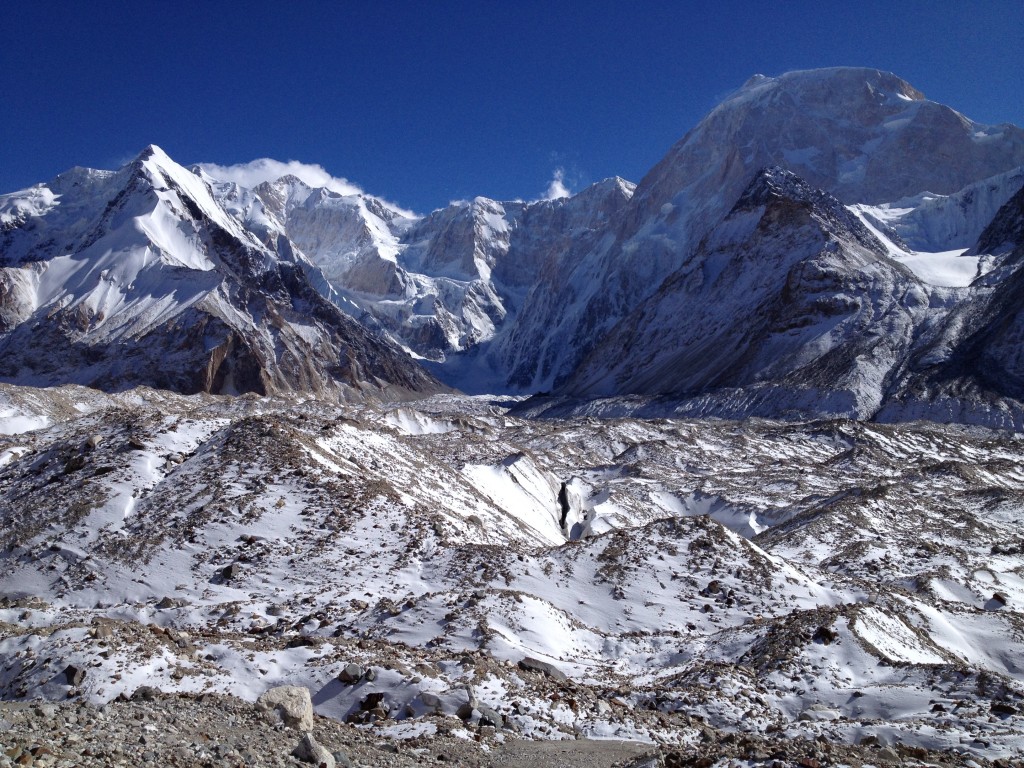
[61,665,86,687]
[992,701,1018,716]
[293,733,334,768]
[418,692,443,714]
[812,625,838,644]
[797,704,840,722]
[337,663,364,684]
[221,563,242,580]
[518,656,568,681]
[477,703,504,728]
[878,746,900,762]
[156,596,187,609]
[256,685,314,731]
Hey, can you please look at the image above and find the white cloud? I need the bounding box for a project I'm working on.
[197,158,366,197]
[543,167,572,200]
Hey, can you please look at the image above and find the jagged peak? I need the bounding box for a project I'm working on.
[737,166,822,205]
[125,144,197,188]
[732,166,888,256]
[736,167,866,226]
[576,176,637,200]
[270,173,311,189]
[135,143,171,163]
[128,145,192,184]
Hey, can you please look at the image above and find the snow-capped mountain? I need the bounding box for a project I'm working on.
[207,170,635,390]
[529,163,1024,428]
[4,67,1024,426]
[6,66,1024,763]
[0,146,443,399]
[498,68,1024,404]
[563,168,919,414]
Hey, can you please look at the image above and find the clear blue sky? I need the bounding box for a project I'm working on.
[3,1,1022,212]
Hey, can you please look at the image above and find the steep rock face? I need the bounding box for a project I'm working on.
[387,196,520,358]
[0,147,443,399]
[347,179,636,374]
[974,180,1024,257]
[251,176,411,298]
[565,168,923,417]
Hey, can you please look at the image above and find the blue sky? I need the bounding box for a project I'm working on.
[3,1,1022,212]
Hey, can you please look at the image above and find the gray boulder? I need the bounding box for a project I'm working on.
[337,663,364,684]
[60,665,86,687]
[293,732,334,767]
[518,656,568,682]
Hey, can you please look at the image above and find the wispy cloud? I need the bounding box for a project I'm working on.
[197,158,419,217]
[197,158,366,197]
[543,167,572,200]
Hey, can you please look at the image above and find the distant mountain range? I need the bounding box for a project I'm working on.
[3,67,1024,425]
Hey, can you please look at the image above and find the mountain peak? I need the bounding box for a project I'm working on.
[131,144,178,173]
[740,73,770,89]
[638,67,1024,217]
[733,67,925,104]
[588,176,637,196]
[136,143,166,160]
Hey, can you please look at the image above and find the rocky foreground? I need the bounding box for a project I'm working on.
[2,386,1024,765]
[1,688,1016,768]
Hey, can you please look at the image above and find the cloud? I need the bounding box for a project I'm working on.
[543,167,572,200]
[197,158,366,197]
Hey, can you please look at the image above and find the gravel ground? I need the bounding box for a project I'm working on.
[1,692,1017,768]
[0,692,650,768]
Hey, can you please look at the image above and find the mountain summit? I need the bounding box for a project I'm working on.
[642,67,1024,208]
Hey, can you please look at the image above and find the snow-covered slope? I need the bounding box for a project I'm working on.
[853,167,1024,253]
[0,147,444,399]
[875,183,1024,426]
